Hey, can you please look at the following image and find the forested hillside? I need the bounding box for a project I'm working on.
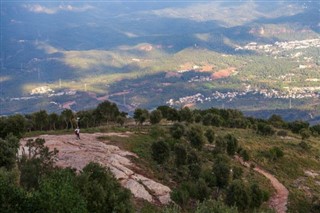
[1,101,320,212]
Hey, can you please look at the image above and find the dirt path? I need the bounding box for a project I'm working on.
[235,156,289,213]
[20,133,171,205]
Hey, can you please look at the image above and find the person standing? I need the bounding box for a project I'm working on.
[75,127,80,140]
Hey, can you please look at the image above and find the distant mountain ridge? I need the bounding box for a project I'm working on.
[1,1,319,121]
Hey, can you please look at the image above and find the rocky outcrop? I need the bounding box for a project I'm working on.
[20,133,171,204]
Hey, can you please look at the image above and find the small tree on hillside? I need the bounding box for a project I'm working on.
[32,110,49,131]
[151,140,170,164]
[95,101,120,125]
[225,134,238,156]
[116,116,125,127]
[60,109,74,129]
[179,107,193,123]
[226,180,250,211]
[133,108,149,125]
[0,135,20,170]
[205,128,215,144]
[149,110,162,125]
[257,123,275,136]
[299,128,311,140]
[289,120,309,134]
[202,113,213,126]
[213,155,230,189]
[77,163,133,213]
[187,125,206,150]
[268,114,286,128]
[1,115,27,139]
[48,113,59,130]
[211,114,223,127]
[174,144,187,167]
[170,123,185,139]
[249,183,264,209]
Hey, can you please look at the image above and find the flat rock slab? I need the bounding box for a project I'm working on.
[20,133,171,205]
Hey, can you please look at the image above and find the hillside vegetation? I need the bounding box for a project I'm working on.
[1,101,320,212]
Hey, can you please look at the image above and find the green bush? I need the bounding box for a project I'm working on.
[277,130,288,137]
[151,140,170,164]
[299,141,310,150]
[77,163,133,213]
[226,180,250,211]
[205,128,215,144]
[195,199,238,213]
[187,125,206,150]
[170,123,185,139]
[257,123,275,136]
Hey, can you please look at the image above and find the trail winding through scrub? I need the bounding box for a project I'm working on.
[20,133,171,205]
[235,156,289,213]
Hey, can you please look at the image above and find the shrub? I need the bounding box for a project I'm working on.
[174,144,187,167]
[257,123,275,136]
[232,166,243,180]
[171,185,190,206]
[310,124,320,136]
[187,125,206,150]
[289,120,309,134]
[299,141,310,150]
[151,140,170,164]
[277,130,288,137]
[205,128,215,144]
[214,136,226,154]
[170,123,185,139]
[226,180,250,211]
[268,114,286,128]
[202,113,214,126]
[249,183,264,209]
[150,110,163,125]
[195,199,238,213]
[300,128,311,140]
[77,163,133,213]
[225,134,238,156]
[213,157,230,188]
[268,147,284,161]
[240,149,250,161]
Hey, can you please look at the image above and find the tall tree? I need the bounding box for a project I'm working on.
[133,108,149,125]
[32,110,49,131]
[149,110,163,125]
[179,107,193,123]
[212,155,230,189]
[174,144,187,167]
[0,135,20,170]
[60,109,74,129]
[187,125,205,150]
[205,128,215,144]
[225,134,238,156]
[170,123,185,139]
[1,115,26,138]
[48,113,59,130]
[95,101,120,125]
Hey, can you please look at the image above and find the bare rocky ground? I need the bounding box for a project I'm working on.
[20,133,171,205]
[235,155,289,213]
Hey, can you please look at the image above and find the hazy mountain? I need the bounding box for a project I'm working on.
[1,1,319,120]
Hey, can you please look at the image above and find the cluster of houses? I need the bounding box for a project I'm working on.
[235,38,320,55]
[166,85,320,107]
[9,88,76,102]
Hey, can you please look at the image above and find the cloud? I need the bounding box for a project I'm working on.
[24,4,94,14]
[24,4,56,14]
